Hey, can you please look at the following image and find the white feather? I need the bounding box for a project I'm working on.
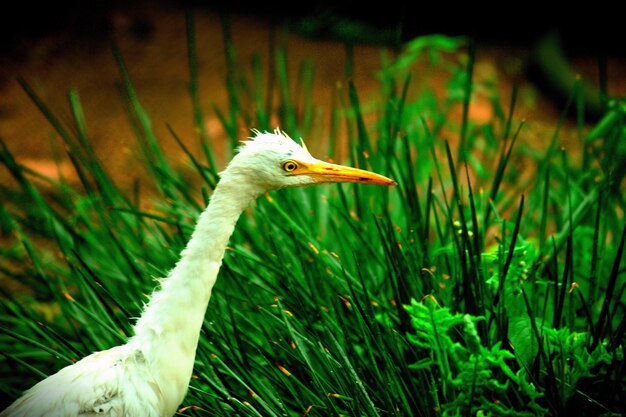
[2,130,391,416]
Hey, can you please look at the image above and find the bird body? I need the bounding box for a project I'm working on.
[1,130,395,416]
[2,346,160,416]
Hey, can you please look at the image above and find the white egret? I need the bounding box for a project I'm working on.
[1,129,395,417]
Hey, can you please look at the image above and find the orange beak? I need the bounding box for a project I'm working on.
[293,160,396,186]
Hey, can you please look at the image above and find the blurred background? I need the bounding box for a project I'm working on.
[1,0,625,187]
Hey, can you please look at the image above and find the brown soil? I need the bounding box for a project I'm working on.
[1,4,624,193]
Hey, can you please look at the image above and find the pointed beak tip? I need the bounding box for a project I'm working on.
[373,175,396,187]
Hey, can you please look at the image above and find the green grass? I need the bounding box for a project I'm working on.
[1,15,625,417]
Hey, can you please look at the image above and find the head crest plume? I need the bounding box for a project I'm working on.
[236,128,311,157]
[245,128,292,145]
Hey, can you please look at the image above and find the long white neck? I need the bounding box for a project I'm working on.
[129,174,258,414]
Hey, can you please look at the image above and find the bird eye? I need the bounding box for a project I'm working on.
[282,160,298,172]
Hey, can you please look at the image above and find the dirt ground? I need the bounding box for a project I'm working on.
[1,3,625,193]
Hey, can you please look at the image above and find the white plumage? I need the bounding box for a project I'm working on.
[1,129,395,416]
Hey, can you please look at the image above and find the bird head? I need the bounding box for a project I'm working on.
[222,129,396,193]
